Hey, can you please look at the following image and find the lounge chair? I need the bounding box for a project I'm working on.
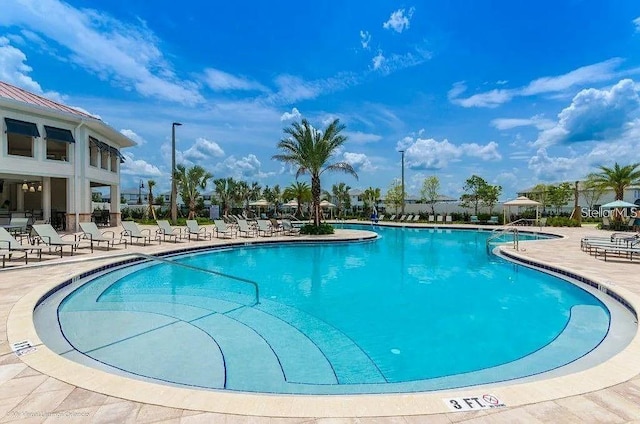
[121,221,155,245]
[156,220,185,243]
[8,217,29,240]
[436,215,444,223]
[213,219,237,239]
[270,218,284,235]
[398,215,407,221]
[412,215,420,221]
[446,215,453,223]
[237,219,257,238]
[428,215,435,223]
[31,224,83,257]
[256,219,274,236]
[601,217,611,230]
[470,215,479,224]
[0,227,42,264]
[79,222,128,250]
[488,216,499,225]
[281,219,301,236]
[185,220,213,241]
[388,214,396,221]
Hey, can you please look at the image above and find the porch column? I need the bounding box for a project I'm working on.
[16,187,24,211]
[110,184,121,226]
[42,177,52,223]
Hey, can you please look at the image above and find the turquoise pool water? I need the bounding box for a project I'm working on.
[48,226,611,394]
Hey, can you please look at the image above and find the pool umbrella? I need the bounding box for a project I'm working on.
[600,200,637,222]
[502,196,540,224]
[249,198,270,217]
[320,200,336,220]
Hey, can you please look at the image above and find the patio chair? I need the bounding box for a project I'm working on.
[256,219,274,236]
[470,215,479,224]
[237,219,257,238]
[446,215,453,223]
[31,224,83,257]
[601,217,611,230]
[213,219,237,239]
[488,216,499,225]
[185,220,213,241]
[398,215,407,221]
[436,215,444,223]
[388,214,396,221]
[270,218,284,235]
[121,221,154,246]
[8,217,29,240]
[0,227,42,264]
[156,220,184,243]
[281,219,301,236]
[428,215,435,223]
[412,215,420,221]
[79,222,127,250]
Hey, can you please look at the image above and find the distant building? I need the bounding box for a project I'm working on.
[0,81,135,229]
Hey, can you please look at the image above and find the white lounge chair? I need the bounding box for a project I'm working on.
[446,215,453,223]
[256,219,274,236]
[436,215,444,223]
[281,219,301,236]
[0,227,42,264]
[156,220,184,243]
[237,219,257,238]
[185,220,213,241]
[121,221,154,245]
[428,215,435,223]
[213,219,237,239]
[79,222,127,250]
[31,224,82,257]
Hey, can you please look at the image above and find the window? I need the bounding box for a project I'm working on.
[5,118,39,158]
[45,126,74,161]
[100,148,109,170]
[89,137,99,167]
[110,154,118,172]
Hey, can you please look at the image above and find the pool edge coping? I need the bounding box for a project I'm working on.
[6,227,640,418]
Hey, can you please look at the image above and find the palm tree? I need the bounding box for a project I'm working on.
[587,162,640,200]
[214,177,236,217]
[273,119,358,226]
[234,180,251,214]
[283,181,311,217]
[332,183,352,218]
[362,186,381,215]
[174,164,213,219]
[146,179,156,219]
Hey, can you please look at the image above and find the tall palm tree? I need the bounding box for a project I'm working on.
[362,186,381,215]
[273,119,358,226]
[234,180,251,214]
[214,177,236,217]
[332,183,352,218]
[174,164,213,219]
[587,162,640,200]
[146,179,156,219]
[283,181,311,217]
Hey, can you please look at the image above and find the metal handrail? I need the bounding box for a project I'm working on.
[132,253,260,305]
[486,226,520,251]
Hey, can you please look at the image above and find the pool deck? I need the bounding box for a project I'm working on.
[1,222,640,423]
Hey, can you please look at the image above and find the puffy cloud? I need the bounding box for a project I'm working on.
[120,129,146,146]
[266,73,357,104]
[634,17,640,32]
[343,152,375,172]
[213,154,274,180]
[0,0,203,104]
[203,68,267,92]
[534,79,640,146]
[120,152,163,176]
[527,148,581,181]
[372,52,385,70]
[182,138,225,163]
[344,131,382,144]
[383,8,415,33]
[399,137,501,170]
[280,107,301,121]
[491,116,554,130]
[360,30,371,49]
[449,58,625,108]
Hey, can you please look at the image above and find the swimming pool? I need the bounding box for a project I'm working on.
[35,226,626,394]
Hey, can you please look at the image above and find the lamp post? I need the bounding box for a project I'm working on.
[170,122,182,224]
[137,180,144,205]
[399,150,405,215]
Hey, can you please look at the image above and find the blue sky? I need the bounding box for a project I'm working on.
[1,0,639,199]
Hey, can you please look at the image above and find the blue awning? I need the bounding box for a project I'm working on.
[4,118,40,137]
[44,126,75,143]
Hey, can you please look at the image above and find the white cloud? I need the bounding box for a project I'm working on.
[120,129,146,146]
[360,30,371,49]
[120,152,163,176]
[399,137,501,170]
[266,73,357,104]
[0,0,203,105]
[203,68,267,92]
[372,52,385,70]
[633,16,640,32]
[182,137,225,163]
[449,58,626,108]
[344,131,382,144]
[383,8,415,33]
[491,115,554,131]
[280,107,301,121]
[534,79,640,146]
[343,152,376,172]
[213,154,274,180]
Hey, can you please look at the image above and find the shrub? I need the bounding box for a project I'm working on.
[300,223,334,235]
[547,217,581,227]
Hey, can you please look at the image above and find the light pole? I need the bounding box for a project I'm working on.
[170,122,182,224]
[399,150,405,215]
[137,180,144,205]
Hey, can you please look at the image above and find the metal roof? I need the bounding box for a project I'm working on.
[0,81,97,119]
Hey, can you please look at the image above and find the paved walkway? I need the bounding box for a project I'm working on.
[0,223,639,423]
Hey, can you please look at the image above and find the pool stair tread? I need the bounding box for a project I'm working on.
[256,299,387,384]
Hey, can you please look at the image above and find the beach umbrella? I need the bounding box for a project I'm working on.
[600,200,637,208]
[502,196,540,224]
[320,200,336,220]
[249,198,270,217]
